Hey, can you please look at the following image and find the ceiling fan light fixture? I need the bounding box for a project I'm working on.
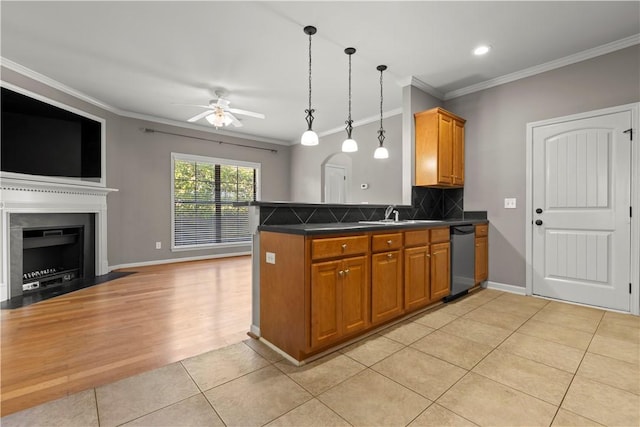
[301,25,319,146]
[342,47,357,153]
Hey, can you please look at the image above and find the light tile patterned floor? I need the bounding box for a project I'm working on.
[2,289,639,427]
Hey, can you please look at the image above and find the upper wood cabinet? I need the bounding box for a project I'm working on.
[415,107,466,187]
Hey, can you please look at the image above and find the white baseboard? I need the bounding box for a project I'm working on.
[485,281,526,295]
[109,251,251,271]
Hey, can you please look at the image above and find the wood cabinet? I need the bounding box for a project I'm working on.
[415,107,466,187]
[404,228,451,311]
[475,224,488,283]
[311,256,368,348]
[404,239,430,311]
[430,242,451,300]
[371,232,403,325]
[310,235,370,348]
[260,224,461,362]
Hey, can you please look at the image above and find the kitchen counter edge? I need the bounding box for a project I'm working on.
[258,219,489,236]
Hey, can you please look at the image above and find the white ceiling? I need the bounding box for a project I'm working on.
[2,1,639,145]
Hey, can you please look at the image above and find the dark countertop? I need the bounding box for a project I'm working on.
[259,218,488,236]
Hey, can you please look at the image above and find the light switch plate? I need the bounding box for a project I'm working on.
[504,198,517,209]
[266,252,276,264]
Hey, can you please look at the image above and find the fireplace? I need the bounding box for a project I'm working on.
[9,213,96,297]
[1,177,116,302]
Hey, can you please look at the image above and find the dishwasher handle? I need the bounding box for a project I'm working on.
[451,225,475,235]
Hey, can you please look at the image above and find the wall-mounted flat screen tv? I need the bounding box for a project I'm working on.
[1,86,104,184]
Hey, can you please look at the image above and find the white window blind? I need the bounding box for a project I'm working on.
[172,153,259,249]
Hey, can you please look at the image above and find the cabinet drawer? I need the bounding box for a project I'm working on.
[430,227,450,243]
[404,229,429,247]
[475,224,488,237]
[312,235,368,260]
[371,233,403,252]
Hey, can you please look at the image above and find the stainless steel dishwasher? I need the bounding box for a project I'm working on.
[445,225,476,302]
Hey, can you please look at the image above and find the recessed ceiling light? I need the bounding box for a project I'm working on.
[473,45,491,56]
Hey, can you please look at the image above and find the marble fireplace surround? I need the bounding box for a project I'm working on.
[0,177,117,302]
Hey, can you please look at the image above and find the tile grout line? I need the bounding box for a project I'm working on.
[178,359,229,426]
[547,310,606,426]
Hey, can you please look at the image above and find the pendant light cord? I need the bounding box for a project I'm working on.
[344,47,356,139]
[379,68,383,131]
[303,26,317,132]
[308,32,312,113]
[377,64,387,147]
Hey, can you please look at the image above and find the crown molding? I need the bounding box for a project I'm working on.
[444,33,640,100]
[1,57,118,113]
[397,76,444,100]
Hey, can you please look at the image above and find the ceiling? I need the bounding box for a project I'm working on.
[2,1,639,145]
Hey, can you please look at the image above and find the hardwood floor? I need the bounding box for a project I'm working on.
[0,256,252,416]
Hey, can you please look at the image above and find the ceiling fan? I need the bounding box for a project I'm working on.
[183,90,266,128]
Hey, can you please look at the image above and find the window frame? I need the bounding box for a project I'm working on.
[171,152,261,251]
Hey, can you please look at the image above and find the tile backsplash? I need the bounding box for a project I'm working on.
[259,186,464,226]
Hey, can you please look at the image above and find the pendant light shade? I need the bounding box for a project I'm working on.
[374,64,388,159]
[342,47,358,153]
[301,26,319,146]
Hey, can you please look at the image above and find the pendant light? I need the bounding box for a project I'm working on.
[301,26,319,146]
[341,47,358,153]
[373,65,389,159]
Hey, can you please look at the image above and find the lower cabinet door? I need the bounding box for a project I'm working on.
[404,245,430,311]
[341,256,369,335]
[371,250,403,325]
[310,260,341,348]
[475,236,488,283]
[430,242,451,300]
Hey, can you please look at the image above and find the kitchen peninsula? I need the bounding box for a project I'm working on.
[243,200,488,364]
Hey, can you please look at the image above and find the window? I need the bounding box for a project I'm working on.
[172,153,260,250]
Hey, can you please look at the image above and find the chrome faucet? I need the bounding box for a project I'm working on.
[384,205,399,221]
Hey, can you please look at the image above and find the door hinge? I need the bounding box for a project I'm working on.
[630,283,632,294]
[631,206,633,218]
[623,128,633,141]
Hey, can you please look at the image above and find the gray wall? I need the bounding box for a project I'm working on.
[444,45,640,288]
[402,85,444,203]
[290,114,403,204]
[1,67,292,268]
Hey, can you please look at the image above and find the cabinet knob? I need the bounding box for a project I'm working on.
[338,270,344,276]
[341,243,347,249]
[344,269,350,274]
[387,253,393,259]
[426,253,431,258]
[387,240,392,245]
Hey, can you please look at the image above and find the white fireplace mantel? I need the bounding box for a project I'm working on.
[0,176,118,301]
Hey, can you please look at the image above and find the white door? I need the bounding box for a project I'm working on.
[325,164,346,203]
[532,111,631,311]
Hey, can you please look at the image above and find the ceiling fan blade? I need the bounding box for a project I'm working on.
[226,112,243,127]
[187,110,214,122]
[227,108,265,119]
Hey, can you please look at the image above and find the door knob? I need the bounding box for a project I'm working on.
[536,208,543,214]
[535,219,543,226]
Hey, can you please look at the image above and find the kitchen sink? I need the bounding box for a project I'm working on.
[358,219,442,225]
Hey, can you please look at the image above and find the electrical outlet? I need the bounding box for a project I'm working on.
[504,198,517,209]
[266,252,276,264]
[155,241,162,249]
